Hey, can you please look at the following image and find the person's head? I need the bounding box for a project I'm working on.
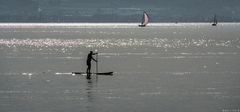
[90,51,93,54]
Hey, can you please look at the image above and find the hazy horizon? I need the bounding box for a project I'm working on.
[0,0,240,22]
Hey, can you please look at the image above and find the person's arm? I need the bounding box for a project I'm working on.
[92,53,98,55]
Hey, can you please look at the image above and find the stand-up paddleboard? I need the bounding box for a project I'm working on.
[74,51,114,78]
[72,72,113,76]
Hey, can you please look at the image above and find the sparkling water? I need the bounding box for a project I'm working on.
[0,23,240,112]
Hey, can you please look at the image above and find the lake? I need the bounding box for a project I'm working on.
[0,23,240,112]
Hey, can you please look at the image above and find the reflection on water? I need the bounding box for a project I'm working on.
[0,38,239,49]
[86,79,94,112]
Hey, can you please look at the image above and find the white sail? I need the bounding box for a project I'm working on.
[139,11,149,27]
[143,12,149,25]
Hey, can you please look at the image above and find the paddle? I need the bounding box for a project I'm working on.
[96,52,98,74]
[95,49,98,80]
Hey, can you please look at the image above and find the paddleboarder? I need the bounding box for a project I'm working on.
[86,51,98,75]
[71,51,113,78]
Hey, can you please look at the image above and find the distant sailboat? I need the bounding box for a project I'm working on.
[212,14,218,26]
[139,11,149,27]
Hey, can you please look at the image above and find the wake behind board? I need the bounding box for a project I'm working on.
[72,72,113,76]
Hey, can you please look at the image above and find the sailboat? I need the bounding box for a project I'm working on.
[139,11,149,27]
[212,14,218,26]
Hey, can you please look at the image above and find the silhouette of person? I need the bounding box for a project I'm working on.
[86,51,97,78]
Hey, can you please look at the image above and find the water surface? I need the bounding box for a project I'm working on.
[0,23,240,112]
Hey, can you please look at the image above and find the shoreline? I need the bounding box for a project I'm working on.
[0,22,240,28]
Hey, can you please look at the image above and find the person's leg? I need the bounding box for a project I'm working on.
[86,64,91,74]
[89,64,91,73]
[86,65,89,73]
[87,64,91,79]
